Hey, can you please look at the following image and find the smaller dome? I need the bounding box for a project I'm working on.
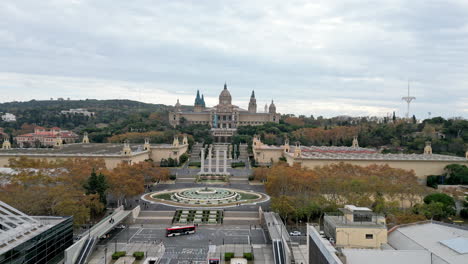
[175,99,181,108]
[269,100,276,113]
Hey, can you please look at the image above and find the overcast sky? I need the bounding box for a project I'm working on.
[1,0,467,118]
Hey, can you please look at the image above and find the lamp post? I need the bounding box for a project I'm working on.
[104,247,107,264]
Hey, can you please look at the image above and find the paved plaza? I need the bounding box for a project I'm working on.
[93,224,267,264]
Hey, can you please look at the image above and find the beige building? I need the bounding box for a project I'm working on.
[252,136,468,183]
[324,205,387,249]
[0,136,188,170]
[169,83,281,142]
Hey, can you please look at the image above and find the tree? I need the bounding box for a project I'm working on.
[423,193,455,208]
[414,202,447,220]
[84,170,108,205]
[423,193,456,218]
[1,157,110,226]
[179,153,189,164]
[107,162,145,207]
[271,195,295,223]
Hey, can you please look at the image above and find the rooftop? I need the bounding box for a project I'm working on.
[325,213,386,229]
[292,145,467,162]
[388,221,468,264]
[0,201,68,255]
[0,143,148,157]
[341,249,431,264]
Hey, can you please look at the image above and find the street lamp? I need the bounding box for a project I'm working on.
[104,247,107,264]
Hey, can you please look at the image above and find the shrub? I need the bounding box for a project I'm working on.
[460,208,468,219]
[179,153,189,164]
[426,175,440,188]
[225,252,235,261]
[424,193,455,208]
[243,252,254,260]
[231,162,245,168]
[189,161,201,167]
[133,251,144,260]
[169,174,176,180]
[112,251,126,260]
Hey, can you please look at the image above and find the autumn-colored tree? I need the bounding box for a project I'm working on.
[284,117,305,127]
[292,126,358,146]
[107,162,145,206]
[263,162,431,224]
[107,131,169,143]
[253,167,269,182]
[1,157,110,226]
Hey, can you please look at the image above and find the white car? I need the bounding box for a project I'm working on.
[289,231,302,236]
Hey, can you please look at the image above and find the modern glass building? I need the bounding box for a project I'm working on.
[0,202,74,264]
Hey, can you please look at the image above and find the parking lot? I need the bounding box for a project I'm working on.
[105,225,267,264]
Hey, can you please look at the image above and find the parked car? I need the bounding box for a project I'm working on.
[289,231,302,236]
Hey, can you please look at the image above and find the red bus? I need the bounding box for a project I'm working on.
[166,225,196,237]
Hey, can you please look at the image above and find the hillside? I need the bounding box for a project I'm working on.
[0,99,186,141]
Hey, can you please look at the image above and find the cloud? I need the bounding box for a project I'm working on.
[0,0,467,118]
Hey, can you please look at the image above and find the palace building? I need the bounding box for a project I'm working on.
[169,83,281,142]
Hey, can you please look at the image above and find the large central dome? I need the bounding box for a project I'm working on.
[219,83,232,105]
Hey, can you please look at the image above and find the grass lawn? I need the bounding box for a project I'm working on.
[239,192,260,200]
[152,192,174,200]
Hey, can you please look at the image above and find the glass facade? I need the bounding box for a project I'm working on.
[0,217,73,264]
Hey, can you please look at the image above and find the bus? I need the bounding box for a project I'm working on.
[166,225,196,237]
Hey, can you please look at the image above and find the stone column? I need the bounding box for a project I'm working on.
[208,146,212,174]
[200,148,205,174]
[223,150,227,174]
[215,149,220,174]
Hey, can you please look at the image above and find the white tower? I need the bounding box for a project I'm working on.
[401,80,416,119]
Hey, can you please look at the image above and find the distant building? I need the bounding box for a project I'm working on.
[14,126,79,147]
[1,136,189,169]
[60,108,95,117]
[169,83,280,142]
[0,201,73,264]
[1,113,16,122]
[323,205,387,249]
[252,136,468,183]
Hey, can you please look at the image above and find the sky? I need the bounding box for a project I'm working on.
[0,0,468,118]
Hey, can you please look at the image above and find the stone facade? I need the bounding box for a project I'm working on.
[169,83,280,142]
[0,137,188,170]
[252,135,468,183]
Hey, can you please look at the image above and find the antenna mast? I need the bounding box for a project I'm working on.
[401,80,416,118]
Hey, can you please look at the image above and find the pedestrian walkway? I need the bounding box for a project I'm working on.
[87,242,165,264]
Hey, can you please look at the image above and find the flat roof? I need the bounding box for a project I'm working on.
[342,249,431,264]
[0,201,69,255]
[0,143,148,157]
[389,222,468,264]
[344,205,372,212]
[292,146,467,162]
[325,215,386,229]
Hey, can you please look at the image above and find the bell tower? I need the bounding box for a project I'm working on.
[284,137,290,153]
[82,132,90,144]
[352,136,359,148]
[144,138,150,151]
[2,139,11,150]
[122,140,132,155]
[54,136,63,148]
[424,141,432,155]
[248,90,257,113]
